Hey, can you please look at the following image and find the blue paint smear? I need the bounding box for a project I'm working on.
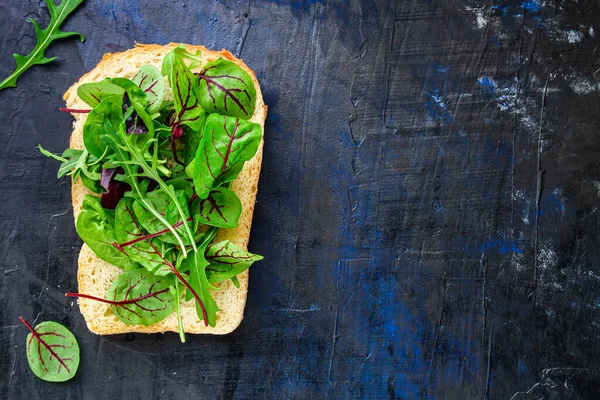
[538,190,570,217]
[518,359,527,373]
[478,76,496,92]
[426,90,453,124]
[521,0,541,14]
[436,66,448,73]
[480,239,522,254]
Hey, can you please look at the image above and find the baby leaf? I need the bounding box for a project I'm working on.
[106,269,176,325]
[183,250,219,327]
[111,78,155,137]
[132,189,191,245]
[132,65,165,114]
[162,47,206,132]
[0,0,85,90]
[193,114,262,199]
[19,318,80,382]
[196,58,257,119]
[191,186,242,228]
[76,195,139,271]
[83,95,124,158]
[77,80,125,108]
[114,198,172,276]
[205,240,263,284]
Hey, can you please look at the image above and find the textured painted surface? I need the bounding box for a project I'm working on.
[1,0,600,399]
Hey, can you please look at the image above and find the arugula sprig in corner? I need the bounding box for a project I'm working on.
[0,0,85,91]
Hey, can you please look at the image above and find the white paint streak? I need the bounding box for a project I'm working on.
[564,30,584,44]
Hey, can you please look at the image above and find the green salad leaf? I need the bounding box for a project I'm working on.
[192,186,242,228]
[0,0,85,91]
[19,318,80,382]
[193,114,262,199]
[196,58,257,119]
[206,240,263,284]
[76,195,139,271]
[106,269,176,325]
[132,65,165,114]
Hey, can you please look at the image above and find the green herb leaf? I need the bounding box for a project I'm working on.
[205,240,263,284]
[196,58,257,119]
[114,197,173,276]
[183,250,219,327]
[83,95,124,158]
[193,114,262,199]
[77,80,126,108]
[191,186,242,228]
[0,0,85,90]
[106,269,176,326]
[132,65,165,114]
[132,189,192,245]
[76,195,139,271]
[111,78,155,137]
[162,48,206,132]
[20,318,80,382]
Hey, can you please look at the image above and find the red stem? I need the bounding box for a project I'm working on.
[59,107,91,113]
[18,317,71,373]
[65,288,170,305]
[112,216,193,249]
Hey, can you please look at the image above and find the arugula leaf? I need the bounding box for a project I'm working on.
[114,197,173,276]
[191,186,242,228]
[183,250,219,327]
[19,318,80,382]
[76,195,139,271]
[132,189,192,245]
[196,58,257,119]
[106,269,176,325]
[205,240,263,284]
[77,80,126,108]
[193,114,262,199]
[132,65,165,114]
[0,0,85,90]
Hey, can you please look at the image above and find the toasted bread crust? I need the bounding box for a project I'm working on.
[65,43,266,335]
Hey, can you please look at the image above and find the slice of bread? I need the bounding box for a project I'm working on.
[63,43,267,335]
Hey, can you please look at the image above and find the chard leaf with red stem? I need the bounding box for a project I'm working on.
[76,195,139,271]
[114,197,174,276]
[132,65,165,114]
[19,318,80,382]
[132,189,193,245]
[205,240,263,284]
[77,80,125,108]
[162,46,207,166]
[191,186,242,229]
[67,269,176,326]
[196,58,257,119]
[193,114,262,199]
[0,0,85,90]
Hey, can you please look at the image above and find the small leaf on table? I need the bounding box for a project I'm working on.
[19,318,80,382]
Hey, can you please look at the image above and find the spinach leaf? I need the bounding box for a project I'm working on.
[80,162,103,193]
[183,250,219,327]
[19,317,80,382]
[83,95,123,158]
[193,114,262,199]
[105,269,176,325]
[132,189,192,245]
[132,65,165,114]
[76,195,138,271]
[114,197,173,276]
[0,0,84,90]
[77,80,125,108]
[196,58,257,119]
[191,186,242,228]
[205,240,263,284]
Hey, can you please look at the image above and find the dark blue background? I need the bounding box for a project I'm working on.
[1,0,600,399]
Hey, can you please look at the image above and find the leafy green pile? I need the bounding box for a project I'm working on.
[41,45,263,341]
